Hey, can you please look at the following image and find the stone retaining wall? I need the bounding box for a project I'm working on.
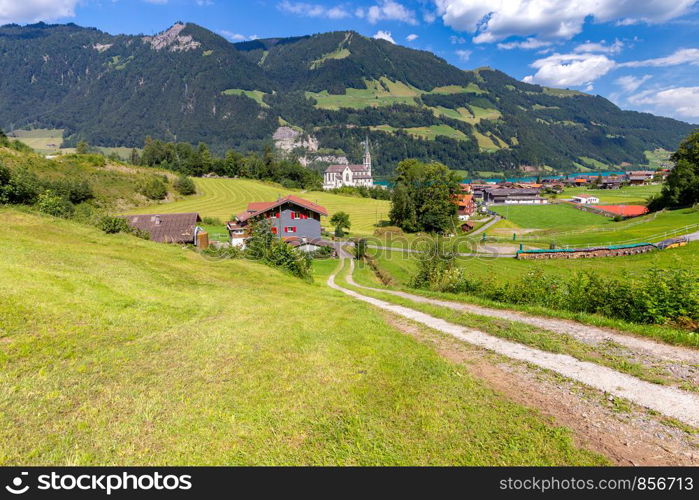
[517,244,657,260]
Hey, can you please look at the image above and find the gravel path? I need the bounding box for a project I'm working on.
[328,258,699,428]
[345,276,699,366]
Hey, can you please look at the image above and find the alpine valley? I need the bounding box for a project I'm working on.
[0,21,694,176]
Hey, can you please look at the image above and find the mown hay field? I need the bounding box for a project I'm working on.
[128,177,391,235]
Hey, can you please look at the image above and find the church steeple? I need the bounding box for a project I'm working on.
[363,136,371,176]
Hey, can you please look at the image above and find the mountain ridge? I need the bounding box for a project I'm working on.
[0,21,693,176]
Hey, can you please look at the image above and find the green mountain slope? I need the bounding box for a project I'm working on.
[0,22,694,175]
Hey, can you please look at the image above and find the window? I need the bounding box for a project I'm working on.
[284,226,297,233]
[290,211,298,219]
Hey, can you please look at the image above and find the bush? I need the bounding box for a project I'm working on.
[202,216,223,226]
[36,190,75,218]
[4,167,41,205]
[174,175,196,195]
[139,177,168,200]
[47,178,94,204]
[245,220,312,280]
[410,262,699,330]
[98,215,131,234]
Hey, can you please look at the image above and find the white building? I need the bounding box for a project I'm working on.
[323,139,373,190]
[572,194,599,204]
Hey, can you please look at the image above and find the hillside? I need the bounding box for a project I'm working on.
[0,22,694,175]
[0,208,605,465]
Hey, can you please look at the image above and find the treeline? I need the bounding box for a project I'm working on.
[138,138,322,190]
[649,130,699,210]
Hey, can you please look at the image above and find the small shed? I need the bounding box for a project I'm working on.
[124,213,203,245]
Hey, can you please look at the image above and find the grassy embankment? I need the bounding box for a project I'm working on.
[0,209,604,465]
[357,239,699,347]
[128,177,391,236]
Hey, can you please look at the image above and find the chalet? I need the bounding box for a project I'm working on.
[628,171,656,186]
[227,195,328,248]
[600,178,623,189]
[482,188,548,205]
[124,213,204,245]
[455,184,477,220]
[323,139,373,190]
[572,194,599,204]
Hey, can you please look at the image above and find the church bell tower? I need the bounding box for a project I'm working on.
[363,137,372,177]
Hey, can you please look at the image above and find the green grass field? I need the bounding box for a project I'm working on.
[559,185,661,204]
[491,204,612,230]
[0,208,604,465]
[128,178,391,235]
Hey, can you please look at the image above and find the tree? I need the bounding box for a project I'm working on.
[130,148,141,165]
[330,211,351,237]
[139,177,168,200]
[174,175,196,195]
[76,140,89,155]
[649,130,699,210]
[389,159,460,233]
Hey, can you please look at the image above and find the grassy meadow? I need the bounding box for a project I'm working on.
[128,177,391,235]
[0,208,604,465]
[558,184,661,204]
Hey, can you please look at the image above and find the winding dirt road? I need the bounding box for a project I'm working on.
[327,257,699,428]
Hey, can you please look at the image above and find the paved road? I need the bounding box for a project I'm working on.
[468,215,501,236]
[327,257,699,428]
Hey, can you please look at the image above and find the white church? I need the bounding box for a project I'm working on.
[323,139,374,190]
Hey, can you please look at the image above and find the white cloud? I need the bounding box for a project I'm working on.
[615,74,652,93]
[497,38,552,50]
[366,0,417,25]
[628,86,699,120]
[523,52,616,87]
[219,30,249,41]
[450,35,466,44]
[0,0,79,24]
[406,33,419,41]
[456,49,472,61]
[373,30,396,43]
[277,1,351,19]
[432,0,697,43]
[574,39,624,54]
[621,48,699,67]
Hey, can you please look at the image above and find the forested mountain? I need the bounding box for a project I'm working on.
[0,22,694,176]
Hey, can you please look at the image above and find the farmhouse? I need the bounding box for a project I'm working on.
[572,194,599,204]
[323,139,373,190]
[124,213,204,245]
[227,195,328,248]
[482,188,548,205]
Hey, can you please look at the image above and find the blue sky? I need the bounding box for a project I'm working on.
[1,0,698,122]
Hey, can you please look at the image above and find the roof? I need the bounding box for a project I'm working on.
[236,195,328,223]
[324,164,370,174]
[573,194,597,199]
[124,213,201,243]
[284,237,333,248]
[597,205,649,217]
